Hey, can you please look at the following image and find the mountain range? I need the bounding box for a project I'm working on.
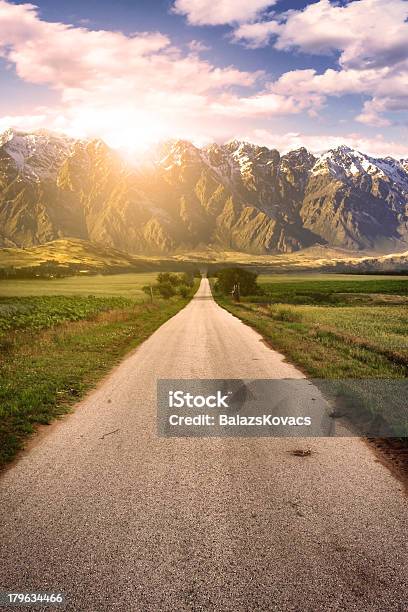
[1,128,408,255]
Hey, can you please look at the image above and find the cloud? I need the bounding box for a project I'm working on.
[356,100,393,128]
[356,97,408,127]
[172,0,276,26]
[234,0,408,69]
[272,0,408,71]
[232,20,279,48]
[210,90,321,118]
[0,113,49,133]
[269,65,408,126]
[0,0,284,150]
[0,1,243,93]
[0,0,406,153]
[232,0,408,127]
[187,39,211,53]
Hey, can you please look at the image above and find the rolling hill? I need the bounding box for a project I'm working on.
[0,238,406,277]
[0,238,170,276]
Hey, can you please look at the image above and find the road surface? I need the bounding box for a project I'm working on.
[0,279,407,611]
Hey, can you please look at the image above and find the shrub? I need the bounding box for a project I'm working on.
[157,272,181,287]
[269,305,302,323]
[157,282,176,299]
[180,272,194,288]
[178,284,190,298]
[142,285,153,298]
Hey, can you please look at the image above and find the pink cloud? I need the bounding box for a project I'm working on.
[187,40,211,53]
[0,0,406,152]
[172,0,276,26]
[232,0,408,127]
[0,0,281,149]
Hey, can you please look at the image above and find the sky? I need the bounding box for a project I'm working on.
[0,0,407,157]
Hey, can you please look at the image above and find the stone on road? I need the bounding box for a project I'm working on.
[0,279,407,611]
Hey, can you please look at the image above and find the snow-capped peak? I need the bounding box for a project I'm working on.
[156,139,202,169]
[310,145,408,194]
[0,127,17,147]
[0,128,74,180]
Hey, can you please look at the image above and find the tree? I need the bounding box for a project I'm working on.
[157,272,181,286]
[158,281,176,299]
[215,267,259,296]
[180,272,194,288]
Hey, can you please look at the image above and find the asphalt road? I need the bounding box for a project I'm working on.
[0,279,407,611]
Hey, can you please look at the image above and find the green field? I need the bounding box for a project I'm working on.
[0,272,159,298]
[258,273,408,283]
[256,275,408,305]
[0,295,136,333]
[215,273,408,435]
[0,275,193,466]
[216,274,408,377]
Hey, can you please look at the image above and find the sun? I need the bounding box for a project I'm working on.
[65,107,172,156]
[107,118,171,155]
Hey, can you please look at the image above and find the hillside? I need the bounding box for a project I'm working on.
[0,238,167,276]
[1,129,408,256]
[1,238,407,277]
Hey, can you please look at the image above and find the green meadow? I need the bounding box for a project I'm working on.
[214,272,408,437]
[0,272,160,298]
[215,273,408,379]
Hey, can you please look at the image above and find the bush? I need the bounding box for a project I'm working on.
[269,305,302,323]
[154,271,195,299]
[158,282,176,299]
[178,284,190,298]
[180,272,194,288]
[215,267,260,296]
[142,285,153,299]
[157,272,181,287]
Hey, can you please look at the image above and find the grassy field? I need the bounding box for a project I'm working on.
[3,239,407,278]
[216,273,408,377]
[214,274,408,433]
[214,274,408,437]
[0,272,159,298]
[0,295,135,332]
[0,275,193,466]
[258,273,408,282]
[255,275,408,305]
[220,301,408,377]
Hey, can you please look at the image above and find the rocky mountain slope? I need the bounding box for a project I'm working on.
[1,129,407,255]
